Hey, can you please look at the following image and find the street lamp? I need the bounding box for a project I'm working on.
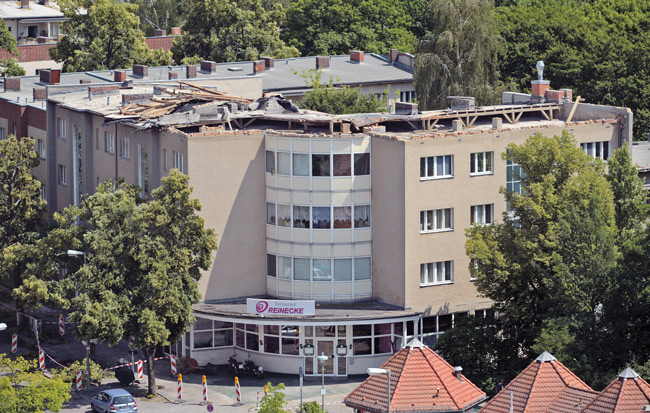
[317,352,328,412]
[367,367,392,413]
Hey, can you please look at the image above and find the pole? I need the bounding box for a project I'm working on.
[387,370,391,413]
[321,362,325,412]
[86,345,91,390]
[300,360,304,409]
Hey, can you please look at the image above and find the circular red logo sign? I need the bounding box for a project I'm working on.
[256,301,269,313]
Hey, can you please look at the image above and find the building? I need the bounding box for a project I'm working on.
[0,61,632,377]
[632,140,650,192]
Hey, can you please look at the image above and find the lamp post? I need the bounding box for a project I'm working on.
[68,250,91,389]
[317,352,328,412]
[367,367,391,413]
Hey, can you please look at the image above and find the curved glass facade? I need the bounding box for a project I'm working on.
[265,134,372,302]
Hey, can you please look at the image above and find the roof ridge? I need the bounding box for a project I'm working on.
[613,376,626,412]
[633,375,650,404]
[387,347,410,411]
[521,361,543,412]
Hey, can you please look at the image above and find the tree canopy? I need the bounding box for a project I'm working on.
[49,170,217,395]
[130,0,187,37]
[51,0,171,72]
[0,20,25,77]
[170,0,299,64]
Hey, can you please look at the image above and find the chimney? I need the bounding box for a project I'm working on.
[389,48,398,64]
[350,50,364,63]
[531,60,549,96]
[39,69,51,84]
[133,64,148,77]
[492,117,502,130]
[170,27,181,35]
[451,119,463,132]
[316,56,329,70]
[200,60,216,72]
[168,72,178,80]
[186,65,197,78]
[33,87,46,100]
[253,60,265,74]
[153,28,166,37]
[4,77,20,91]
[261,57,274,69]
[114,70,127,83]
[21,0,29,8]
[50,69,61,84]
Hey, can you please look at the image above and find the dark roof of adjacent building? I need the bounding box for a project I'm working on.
[344,338,487,413]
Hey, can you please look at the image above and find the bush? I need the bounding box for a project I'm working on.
[296,401,323,413]
[53,358,110,386]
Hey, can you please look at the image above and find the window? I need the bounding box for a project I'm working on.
[0,127,5,140]
[95,129,99,150]
[263,325,280,354]
[163,149,168,171]
[277,152,290,175]
[312,154,330,176]
[354,153,370,175]
[104,131,114,154]
[354,257,371,280]
[313,259,331,281]
[173,151,184,173]
[266,202,276,225]
[266,254,276,277]
[400,90,416,102]
[420,208,453,232]
[334,258,352,281]
[506,159,524,195]
[57,164,67,186]
[333,206,352,228]
[235,324,259,352]
[420,261,453,286]
[40,184,46,201]
[37,138,46,159]
[354,205,370,228]
[278,256,292,279]
[293,205,310,228]
[294,258,310,281]
[57,118,66,140]
[581,141,609,161]
[266,150,275,173]
[193,318,233,349]
[470,152,493,175]
[312,206,330,229]
[420,155,452,179]
[277,204,291,227]
[333,154,351,176]
[471,204,493,225]
[293,154,309,176]
[120,137,129,158]
[352,323,395,356]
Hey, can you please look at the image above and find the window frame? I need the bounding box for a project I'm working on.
[56,118,66,140]
[37,138,46,159]
[420,261,454,286]
[120,136,130,159]
[104,131,115,154]
[420,155,453,180]
[470,204,493,225]
[470,152,493,176]
[57,164,67,186]
[420,208,453,233]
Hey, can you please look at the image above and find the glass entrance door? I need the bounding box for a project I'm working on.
[315,340,334,375]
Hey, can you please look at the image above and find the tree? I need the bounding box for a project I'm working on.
[259,382,287,413]
[414,0,502,109]
[282,0,416,56]
[52,170,217,395]
[298,69,388,114]
[170,0,299,64]
[50,0,171,72]
[0,136,47,326]
[0,20,25,77]
[0,355,70,413]
[130,0,187,37]
[606,143,648,235]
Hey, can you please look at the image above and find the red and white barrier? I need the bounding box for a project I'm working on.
[103,356,168,371]
[202,375,208,401]
[38,347,45,369]
[177,374,182,399]
[170,354,177,375]
[58,314,65,336]
[235,376,241,403]
[11,334,17,353]
[76,370,82,391]
[137,360,143,381]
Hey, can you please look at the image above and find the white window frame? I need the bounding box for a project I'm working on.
[57,164,67,186]
[40,184,46,201]
[57,118,66,140]
[104,131,115,154]
[581,141,610,161]
[420,261,454,286]
[470,152,493,176]
[37,138,46,159]
[420,208,453,233]
[120,136,130,159]
[173,151,184,173]
[471,204,493,225]
[420,155,453,180]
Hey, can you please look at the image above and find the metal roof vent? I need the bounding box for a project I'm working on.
[535,351,557,363]
[536,61,545,81]
[228,67,243,72]
[454,366,463,382]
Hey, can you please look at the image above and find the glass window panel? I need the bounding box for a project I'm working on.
[354,205,370,228]
[353,338,371,355]
[436,157,443,176]
[236,323,245,330]
[293,206,310,228]
[264,336,280,354]
[246,333,259,351]
[267,254,276,277]
[282,326,299,336]
[246,324,258,332]
[293,154,309,176]
[334,206,352,228]
[422,316,437,334]
[294,258,310,281]
[305,327,313,337]
[236,329,245,348]
[438,314,452,331]
[355,257,371,280]
[333,154,351,176]
[312,207,331,229]
[277,204,291,227]
[334,259,352,281]
[214,321,233,329]
[266,202,276,225]
[316,326,336,337]
[312,154,330,176]
[278,256,292,279]
[282,338,300,355]
[305,357,314,374]
[353,324,372,337]
[265,151,275,173]
[375,323,391,335]
[193,331,212,348]
[445,155,452,175]
[420,157,426,177]
[470,153,476,173]
[214,330,233,346]
[277,152,291,175]
[486,152,492,171]
[354,153,370,175]
[194,318,212,330]
[313,259,331,281]
[427,157,434,177]
[394,322,403,336]
[337,325,347,336]
[374,336,393,354]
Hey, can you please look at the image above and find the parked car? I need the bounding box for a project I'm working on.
[91,388,137,413]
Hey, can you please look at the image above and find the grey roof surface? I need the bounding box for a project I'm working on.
[632,141,650,172]
[0,0,63,19]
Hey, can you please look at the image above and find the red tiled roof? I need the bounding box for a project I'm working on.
[580,368,650,413]
[344,339,487,413]
[479,352,597,413]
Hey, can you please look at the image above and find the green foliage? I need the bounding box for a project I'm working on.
[0,19,17,55]
[0,59,26,77]
[171,0,299,64]
[295,401,323,413]
[48,170,217,395]
[298,69,388,114]
[51,0,169,72]
[259,382,287,413]
[52,358,110,386]
[606,143,648,235]
[0,354,71,413]
[181,55,203,66]
[130,0,187,36]
[282,0,416,56]
[414,0,502,109]
[496,0,650,140]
